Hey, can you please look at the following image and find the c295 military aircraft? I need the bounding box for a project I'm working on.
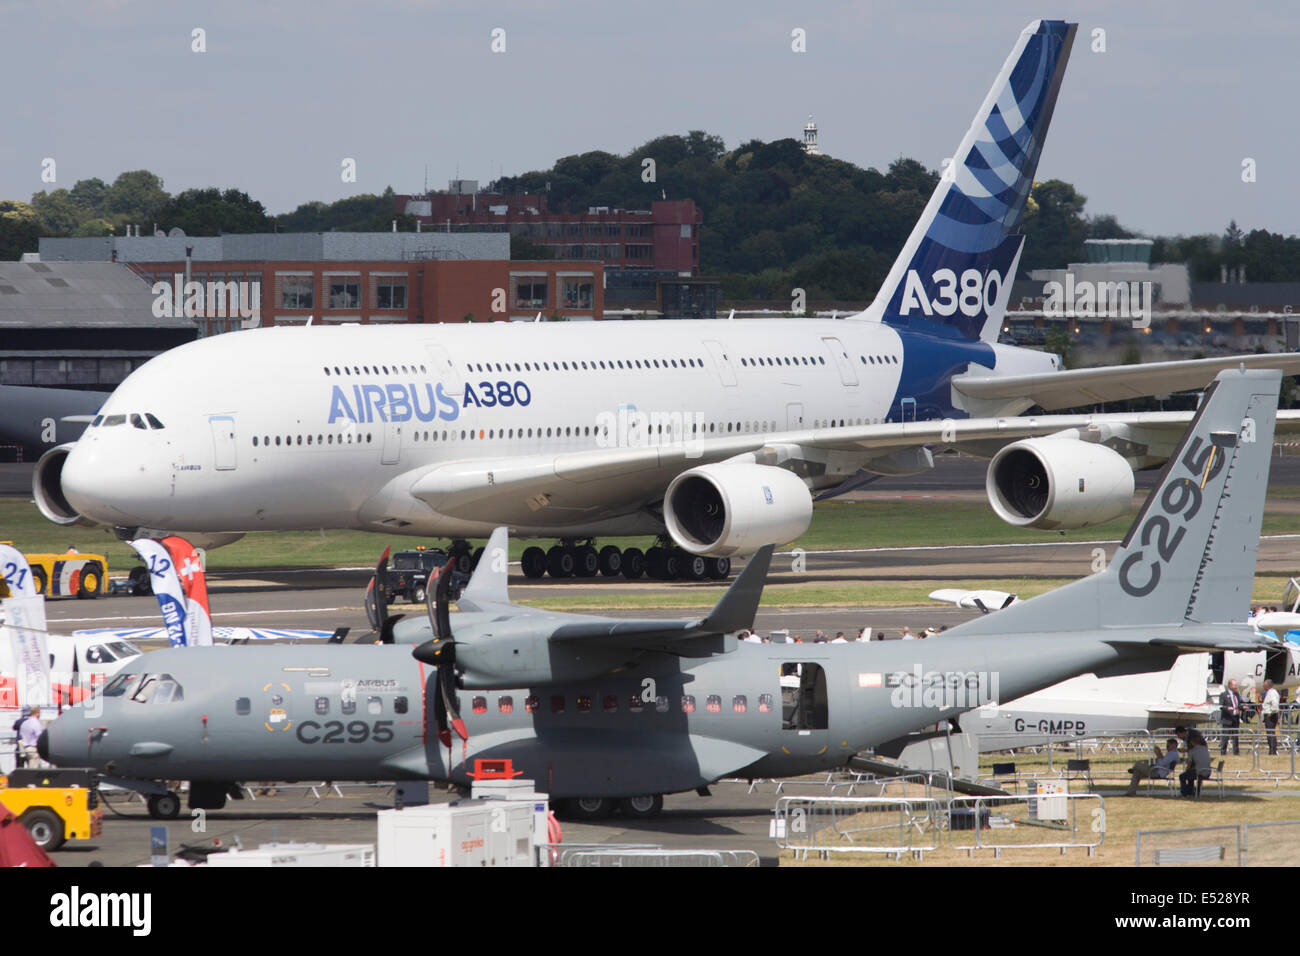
[40,369,1282,817]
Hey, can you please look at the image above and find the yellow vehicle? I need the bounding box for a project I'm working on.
[0,768,103,850]
[12,549,107,599]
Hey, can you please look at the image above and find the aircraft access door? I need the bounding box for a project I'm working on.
[382,422,401,465]
[786,403,804,430]
[780,661,830,757]
[702,340,737,387]
[820,337,859,387]
[208,415,237,471]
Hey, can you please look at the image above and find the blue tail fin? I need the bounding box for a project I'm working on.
[857,20,1076,343]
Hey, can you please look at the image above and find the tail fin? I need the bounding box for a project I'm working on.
[855,20,1075,343]
[456,527,510,611]
[952,368,1281,635]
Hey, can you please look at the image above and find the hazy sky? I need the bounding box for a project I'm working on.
[3,0,1295,238]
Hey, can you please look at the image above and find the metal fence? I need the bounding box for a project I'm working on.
[551,846,759,867]
[1136,825,1243,866]
[773,796,946,860]
[946,793,1105,858]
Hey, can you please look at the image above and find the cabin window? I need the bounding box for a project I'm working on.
[655,695,669,713]
[706,695,722,714]
[498,696,513,714]
[472,696,487,715]
[315,697,329,715]
[758,694,774,713]
[341,697,356,716]
[577,696,592,714]
[394,696,408,714]
[628,695,644,714]
[550,695,565,714]
[236,697,250,715]
[525,695,538,714]
[603,695,618,714]
[681,695,696,714]
[733,695,748,713]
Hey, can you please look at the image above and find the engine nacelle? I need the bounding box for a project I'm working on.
[33,443,99,528]
[987,437,1135,531]
[665,463,812,557]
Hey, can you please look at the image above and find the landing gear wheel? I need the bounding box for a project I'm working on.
[598,545,623,577]
[128,565,152,596]
[565,796,615,820]
[147,791,181,820]
[21,809,65,850]
[547,546,575,578]
[619,794,664,819]
[681,554,708,581]
[574,545,599,578]
[521,547,547,579]
[664,549,683,580]
[621,547,645,579]
[646,547,668,580]
[707,557,731,580]
[77,561,104,599]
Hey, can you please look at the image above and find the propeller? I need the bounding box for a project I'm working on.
[364,547,404,643]
[413,557,468,744]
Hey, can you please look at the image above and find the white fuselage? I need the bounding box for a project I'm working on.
[60,319,1038,539]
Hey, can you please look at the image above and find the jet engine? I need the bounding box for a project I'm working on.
[664,463,812,556]
[33,443,98,527]
[987,437,1135,531]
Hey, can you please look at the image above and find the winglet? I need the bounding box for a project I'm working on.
[458,527,511,609]
[698,545,773,634]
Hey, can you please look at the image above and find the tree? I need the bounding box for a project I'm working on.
[510,235,553,259]
[1021,180,1088,271]
[106,170,169,223]
[0,200,41,260]
[155,187,270,235]
[69,178,109,217]
[30,189,84,235]
[1223,219,1244,245]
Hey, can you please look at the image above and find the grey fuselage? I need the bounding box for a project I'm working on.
[42,635,1164,799]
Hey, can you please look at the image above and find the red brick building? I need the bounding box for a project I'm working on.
[397,188,701,274]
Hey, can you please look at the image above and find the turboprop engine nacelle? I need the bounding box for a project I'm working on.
[664,462,812,557]
[987,437,1135,531]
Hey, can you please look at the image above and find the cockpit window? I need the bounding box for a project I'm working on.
[130,414,147,430]
[84,644,114,663]
[145,413,164,429]
[102,673,139,697]
[107,641,142,659]
[130,673,184,704]
[101,415,127,427]
[91,415,103,427]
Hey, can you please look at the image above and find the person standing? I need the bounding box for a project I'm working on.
[1220,679,1242,755]
[1262,680,1281,756]
[17,706,43,769]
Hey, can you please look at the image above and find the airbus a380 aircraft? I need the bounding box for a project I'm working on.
[33,21,1300,580]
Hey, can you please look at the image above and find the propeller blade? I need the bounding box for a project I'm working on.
[366,547,392,631]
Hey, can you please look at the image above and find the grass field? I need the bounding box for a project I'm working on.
[5,491,1300,573]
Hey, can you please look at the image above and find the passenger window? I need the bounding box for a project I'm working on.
[525,695,538,714]
[236,697,250,715]
[551,695,565,714]
[603,695,618,714]
[655,695,669,713]
[367,696,382,715]
[681,695,696,714]
[394,696,408,714]
[498,696,513,714]
[759,694,774,713]
[472,696,487,715]
[577,696,592,714]
[706,695,722,713]
[341,697,356,716]
[733,695,748,713]
[628,695,644,714]
[315,697,329,715]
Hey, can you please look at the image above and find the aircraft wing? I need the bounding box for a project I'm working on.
[952,352,1300,412]
[408,407,1300,525]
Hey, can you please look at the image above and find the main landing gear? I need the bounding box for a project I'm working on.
[519,538,730,582]
[558,794,664,820]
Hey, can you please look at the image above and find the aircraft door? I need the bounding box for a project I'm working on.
[209,415,237,471]
[820,337,859,387]
[780,661,830,756]
[702,340,737,387]
[382,421,401,465]
[786,403,804,430]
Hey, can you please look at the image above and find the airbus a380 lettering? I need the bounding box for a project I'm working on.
[33,21,1300,581]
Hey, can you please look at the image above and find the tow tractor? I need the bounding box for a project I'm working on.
[0,768,103,850]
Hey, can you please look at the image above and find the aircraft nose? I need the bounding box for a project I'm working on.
[61,435,165,525]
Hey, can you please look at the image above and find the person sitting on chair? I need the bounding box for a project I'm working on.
[1125,737,1182,796]
[1179,730,1212,797]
